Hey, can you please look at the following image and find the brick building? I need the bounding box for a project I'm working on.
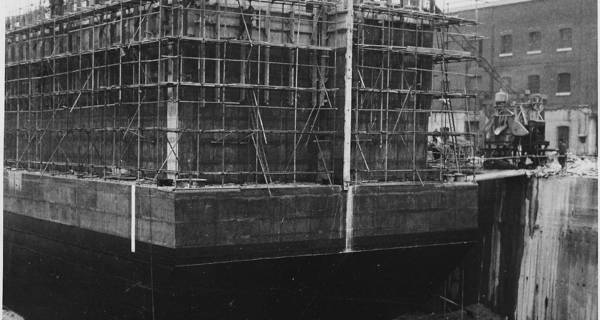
[432,0,597,156]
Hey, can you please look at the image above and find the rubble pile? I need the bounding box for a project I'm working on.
[565,155,598,176]
[530,152,597,178]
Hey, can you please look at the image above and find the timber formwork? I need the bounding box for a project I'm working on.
[5,0,477,186]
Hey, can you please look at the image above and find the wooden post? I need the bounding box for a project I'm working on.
[342,0,354,188]
[166,41,179,180]
[264,3,271,104]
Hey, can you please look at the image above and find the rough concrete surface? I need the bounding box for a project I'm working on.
[3,308,24,320]
[394,304,504,319]
[4,170,479,262]
[516,176,597,320]
[477,175,597,319]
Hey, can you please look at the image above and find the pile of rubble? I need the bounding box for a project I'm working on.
[530,152,597,178]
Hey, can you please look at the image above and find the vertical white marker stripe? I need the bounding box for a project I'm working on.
[344,185,354,253]
[131,183,136,253]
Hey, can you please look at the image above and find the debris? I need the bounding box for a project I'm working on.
[530,152,597,178]
[565,155,598,176]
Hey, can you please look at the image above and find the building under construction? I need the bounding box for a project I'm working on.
[4,1,599,320]
[18,1,597,319]
[5,0,479,185]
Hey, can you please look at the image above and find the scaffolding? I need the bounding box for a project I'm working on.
[351,1,478,182]
[5,0,478,186]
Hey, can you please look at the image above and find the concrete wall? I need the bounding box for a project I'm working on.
[351,183,478,247]
[516,176,597,320]
[173,186,344,248]
[544,107,598,155]
[477,175,598,319]
[3,171,177,247]
[4,170,479,262]
[476,176,529,316]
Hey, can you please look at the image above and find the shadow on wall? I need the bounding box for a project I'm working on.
[476,176,598,319]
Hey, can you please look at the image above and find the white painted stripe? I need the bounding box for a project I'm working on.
[556,47,572,52]
[344,185,354,253]
[131,184,136,253]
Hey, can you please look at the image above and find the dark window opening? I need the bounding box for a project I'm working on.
[528,31,542,51]
[559,28,572,48]
[557,73,571,93]
[557,126,570,149]
[500,34,512,54]
[528,75,540,94]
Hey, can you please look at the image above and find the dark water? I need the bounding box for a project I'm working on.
[4,214,476,320]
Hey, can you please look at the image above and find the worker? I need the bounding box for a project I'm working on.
[429,132,441,160]
[558,139,568,169]
[49,0,65,17]
[238,1,255,40]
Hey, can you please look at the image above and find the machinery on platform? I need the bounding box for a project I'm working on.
[482,89,550,169]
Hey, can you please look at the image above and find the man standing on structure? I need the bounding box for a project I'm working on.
[558,139,568,169]
[49,0,65,17]
[239,1,255,40]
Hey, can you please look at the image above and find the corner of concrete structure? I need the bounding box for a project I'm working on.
[4,170,177,248]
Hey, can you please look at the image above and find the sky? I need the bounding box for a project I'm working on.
[2,0,45,17]
[1,0,523,17]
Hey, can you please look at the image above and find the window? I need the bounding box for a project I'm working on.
[558,28,572,50]
[478,39,483,57]
[527,31,542,53]
[557,73,571,95]
[500,34,512,55]
[528,75,540,94]
[557,126,570,149]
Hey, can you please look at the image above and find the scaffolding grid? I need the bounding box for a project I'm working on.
[5,0,478,186]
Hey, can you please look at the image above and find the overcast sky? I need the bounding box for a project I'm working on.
[1,0,516,17]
